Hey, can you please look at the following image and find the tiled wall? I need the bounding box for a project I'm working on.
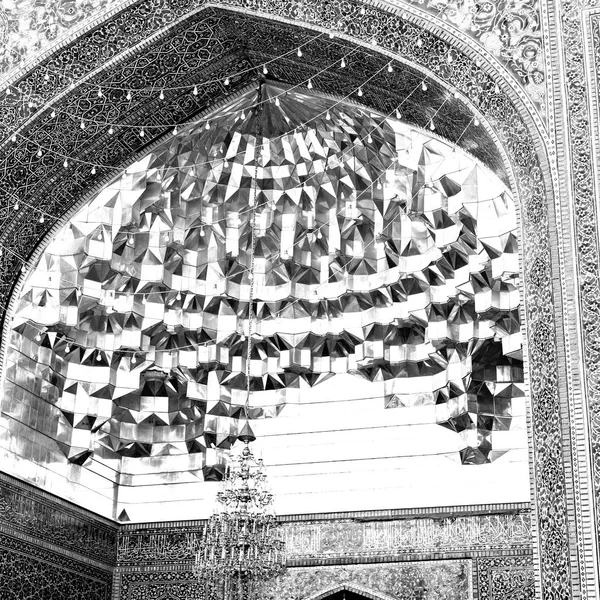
[0,473,116,600]
[114,506,535,600]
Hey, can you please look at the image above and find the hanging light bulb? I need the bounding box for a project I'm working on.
[367,134,373,143]
[388,62,393,72]
[97,87,103,98]
[36,148,42,157]
[474,117,480,126]
[421,81,428,91]
[263,65,268,75]
[395,108,401,119]
[193,85,198,95]
[80,120,85,129]
[205,121,211,130]
[91,166,97,175]
[63,159,69,168]
[108,126,114,135]
[13,202,19,211]
[241,110,246,119]
[173,126,178,135]
[297,47,303,57]
[326,110,331,120]
[224,77,230,86]
[275,97,280,107]
[307,79,313,89]
[11,134,16,142]
[454,90,460,99]
[126,90,132,101]
[429,120,435,131]
[357,87,363,96]
[159,89,164,100]
[340,57,346,68]
[139,128,145,137]
[39,215,45,223]
[200,226,205,237]
[50,109,56,118]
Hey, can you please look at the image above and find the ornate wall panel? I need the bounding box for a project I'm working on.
[476,555,534,600]
[113,510,534,599]
[0,474,117,564]
[0,472,115,600]
[116,560,472,600]
[0,0,547,120]
[0,533,112,600]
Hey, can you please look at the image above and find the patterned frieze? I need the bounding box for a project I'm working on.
[0,474,118,565]
[116,512,532,565]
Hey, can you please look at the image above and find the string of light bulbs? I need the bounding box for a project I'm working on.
[3,68,479,233]
[8,46,397,171]
[4,100,482,315]
[11,124,485,358]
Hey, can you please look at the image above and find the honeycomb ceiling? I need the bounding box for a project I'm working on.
[2,83,524,485]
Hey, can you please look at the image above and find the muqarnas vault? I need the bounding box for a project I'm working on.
[3,83,524,483]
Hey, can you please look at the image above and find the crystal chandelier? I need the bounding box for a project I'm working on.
[193,426,286,600]
[193,81,286,600]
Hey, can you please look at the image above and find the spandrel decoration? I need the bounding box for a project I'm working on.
[2,83,523,480]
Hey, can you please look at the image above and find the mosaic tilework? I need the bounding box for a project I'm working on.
[3,83,523,478]
[0,534,112,600]
[0,474,117,564]
[115,561,472,600]
[0,0,546,117]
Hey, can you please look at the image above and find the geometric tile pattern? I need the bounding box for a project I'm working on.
[3,83,523,477]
